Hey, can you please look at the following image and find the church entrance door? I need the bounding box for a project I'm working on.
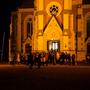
[25,44,32,54]
[47,40,60,51]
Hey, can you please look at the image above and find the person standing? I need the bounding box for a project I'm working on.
[28,52,33,69]
[72,54,75,65]
[45,52,49,66]
[37,53,41,69]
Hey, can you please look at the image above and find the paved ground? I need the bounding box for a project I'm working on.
[0,64,90,90]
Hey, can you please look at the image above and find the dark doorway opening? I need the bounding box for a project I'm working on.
[25,44,32,54]
[87,43,90,54]
[87,19,90,37]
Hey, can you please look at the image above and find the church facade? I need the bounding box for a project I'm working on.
[9,0,90,62]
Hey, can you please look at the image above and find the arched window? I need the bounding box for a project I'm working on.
[27,18,33,37]
[87,19,90,37]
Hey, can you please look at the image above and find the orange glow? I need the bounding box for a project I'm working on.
[38,0,44,10]
[64,0,72,10]
[9,0,89,63]
[38,15,43,30]
[63,36,69,51]
[38,36,43,51]
[63,14,69,29]
[72,0,82,5]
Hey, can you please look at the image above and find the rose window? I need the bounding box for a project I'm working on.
[46,2,62,16]
[49,5,59,16]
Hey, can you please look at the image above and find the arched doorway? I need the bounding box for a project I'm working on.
[25,44,32,54]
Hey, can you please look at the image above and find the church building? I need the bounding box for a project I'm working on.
[9,0,90,63]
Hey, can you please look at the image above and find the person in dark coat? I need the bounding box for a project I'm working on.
[67,53,71,65]
[72,54,75,65]
[28,52,33,69]
[37,53,41,69]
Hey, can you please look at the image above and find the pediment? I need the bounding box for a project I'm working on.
[43,16,63,40]
[44,16,63,33]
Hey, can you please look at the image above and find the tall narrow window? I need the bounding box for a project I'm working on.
[27,18,33,37]
[87,19,90,37]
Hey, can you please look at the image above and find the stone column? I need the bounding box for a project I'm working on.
[63,0,72,52]
[9,23,12,63]
[17,11,21,62]
[9,38,12,63]
[17,11,21,52]
[64,0,72,10]
[37,0,44,51]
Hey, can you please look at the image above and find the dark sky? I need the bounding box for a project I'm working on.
[84,0,90,4]
[0,0,90,62]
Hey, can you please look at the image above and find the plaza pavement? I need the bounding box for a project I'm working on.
[0,64,90,90]
[0,63,90,68]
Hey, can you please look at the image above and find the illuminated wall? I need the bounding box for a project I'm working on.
[69,14,75,53]
[63,36,69,51]
[38,0,44,10]
[9,0,90,62]
[63,14,69,29]
[43,16,63,52]
[38,36,43,51]
[64,0,72,10]
[38,15,43,30]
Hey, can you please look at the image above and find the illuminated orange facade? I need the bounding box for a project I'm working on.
[9,0,90,62]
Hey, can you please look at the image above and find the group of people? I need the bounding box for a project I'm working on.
[21,50,76,69]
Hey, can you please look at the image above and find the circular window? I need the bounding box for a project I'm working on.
[49,5,59,15]
[46,2,62,16]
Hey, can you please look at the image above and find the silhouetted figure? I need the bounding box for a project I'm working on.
[60,52,65,64]
[52,52,55,65]
[13,55,16,64]
[86,54,90,63]
[48,52,52,64]
[45,53,49,66]
[65,52,68,64]
[56,51,60,64]
[68,53,71,65]
[72,54,75,65]
[28,52,33,69]
[41,52,45,66]
[37,53,41,69]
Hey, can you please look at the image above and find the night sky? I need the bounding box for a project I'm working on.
[0,0,90,62]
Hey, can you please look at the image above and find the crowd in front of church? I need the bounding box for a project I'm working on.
[19,50,76,68]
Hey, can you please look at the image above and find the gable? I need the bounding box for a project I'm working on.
[44,16,63,32]
[43,16,63,40]
[44,16,63,34]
